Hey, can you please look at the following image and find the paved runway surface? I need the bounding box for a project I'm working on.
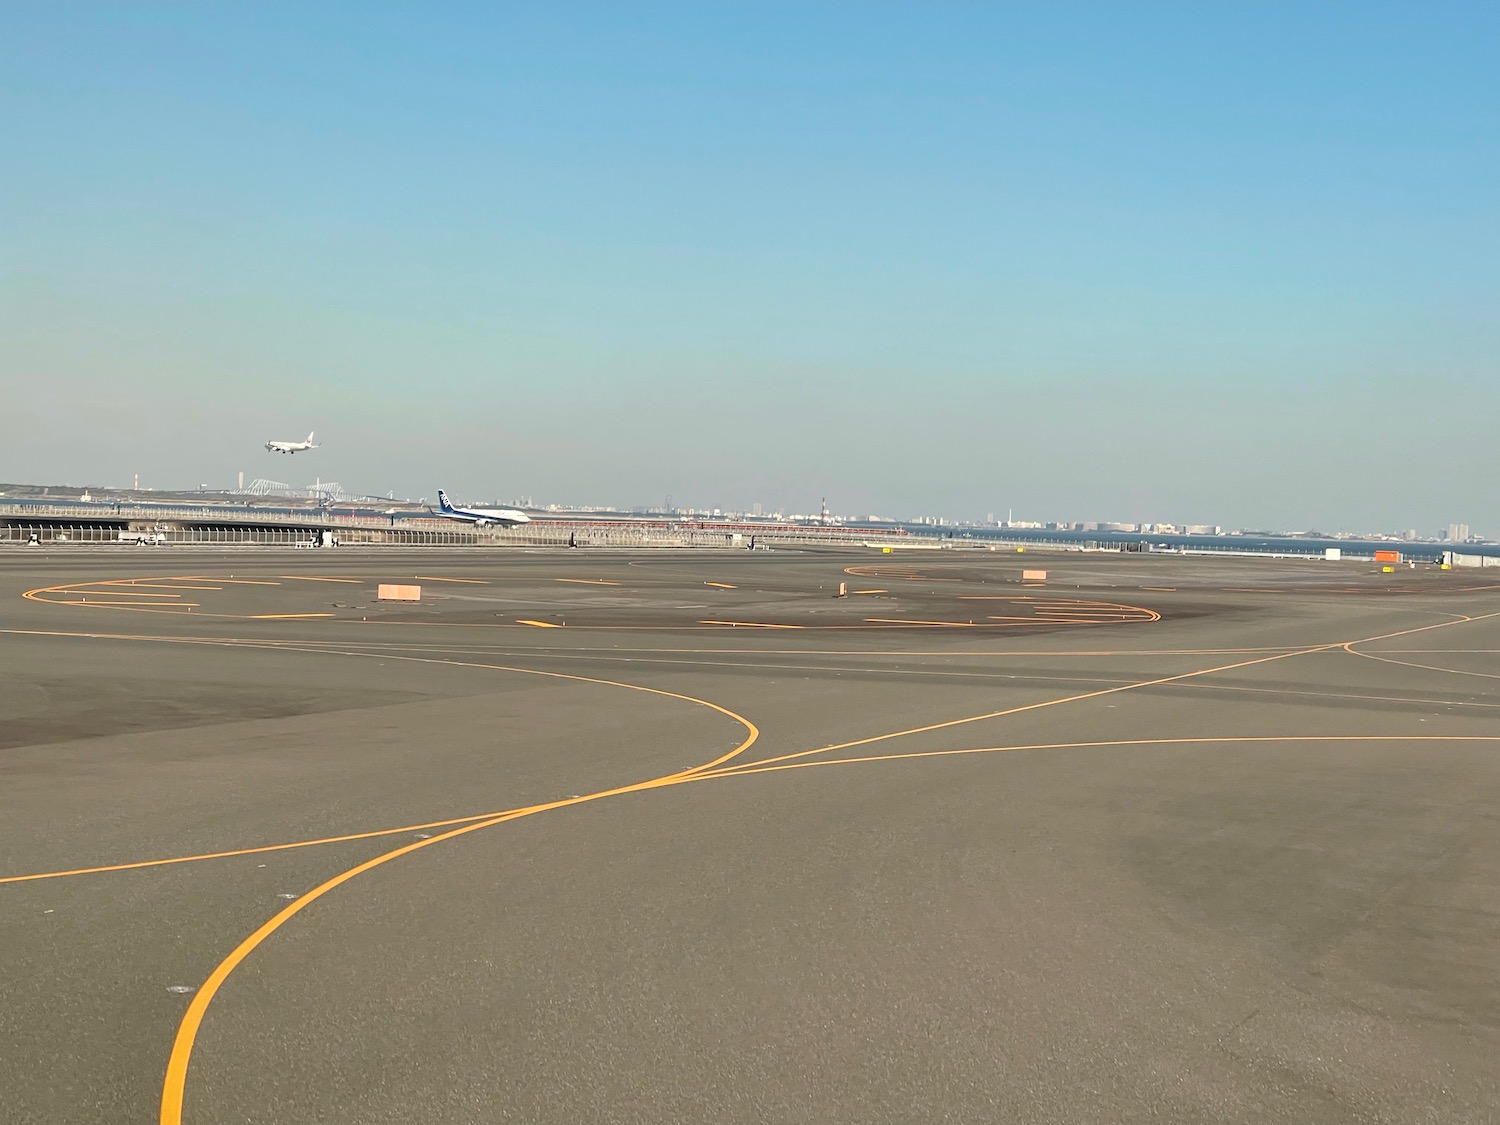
[3,545,1498,1124]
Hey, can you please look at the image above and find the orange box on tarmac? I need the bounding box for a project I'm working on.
[377,584,422,601]
[1374,550,1401,563]
[1022,569,1047,581]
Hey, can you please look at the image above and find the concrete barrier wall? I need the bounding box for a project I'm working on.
[1,501,941,550]
[1446,552,1500,568]
[0,521,952,550]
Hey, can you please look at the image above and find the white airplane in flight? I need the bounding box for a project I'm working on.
[265,431,317,454]
[434,489,531,527]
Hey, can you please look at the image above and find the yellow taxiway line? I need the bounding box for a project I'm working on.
[181,577,282,585]
[699,733,1500,781]
[115,583,222,591]
[51,589,183,598]
[700,620,802,629]
[10,592,1500,1122]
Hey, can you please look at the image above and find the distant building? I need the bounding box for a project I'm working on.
[1447,523,1471,542]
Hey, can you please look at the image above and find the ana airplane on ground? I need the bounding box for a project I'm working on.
[265,431,317,454]
[434,489,531,527]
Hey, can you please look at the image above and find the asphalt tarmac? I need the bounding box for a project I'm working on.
[3,545,1498,1124]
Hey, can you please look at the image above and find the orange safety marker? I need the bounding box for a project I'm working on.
[377,584,421,601]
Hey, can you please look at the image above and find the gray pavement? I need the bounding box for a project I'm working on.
[2,546,1498,1123]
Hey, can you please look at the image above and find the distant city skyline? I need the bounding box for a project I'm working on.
[3,4,1496,532]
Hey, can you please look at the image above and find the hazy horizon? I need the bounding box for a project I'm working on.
[4,3,1497,534]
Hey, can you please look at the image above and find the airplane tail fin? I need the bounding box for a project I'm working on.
[437,489,452,511]
[306,432,315,445]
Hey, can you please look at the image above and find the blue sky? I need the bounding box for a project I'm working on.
[3,2,1497,531]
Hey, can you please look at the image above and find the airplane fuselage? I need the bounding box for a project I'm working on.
[266,432,316,454]
[435,489,530,527]
[439,506,531,527]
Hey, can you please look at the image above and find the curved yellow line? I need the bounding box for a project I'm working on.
[713,607,1500,776]
[24,574,1162,631]
[696,733,1500,780]
[6,592,1488,1119]
[14,607,1500,887]
[153,645,759,1123]
[1343,646,1500,681]
[714,643,1337,774]
[152,640,1342,1119]
[158,777,690,1124]
[0,811,516,885]
[11,609,1500,890]
[0,638,758,886]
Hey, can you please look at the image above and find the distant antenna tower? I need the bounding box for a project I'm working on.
[820,497,830,524]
